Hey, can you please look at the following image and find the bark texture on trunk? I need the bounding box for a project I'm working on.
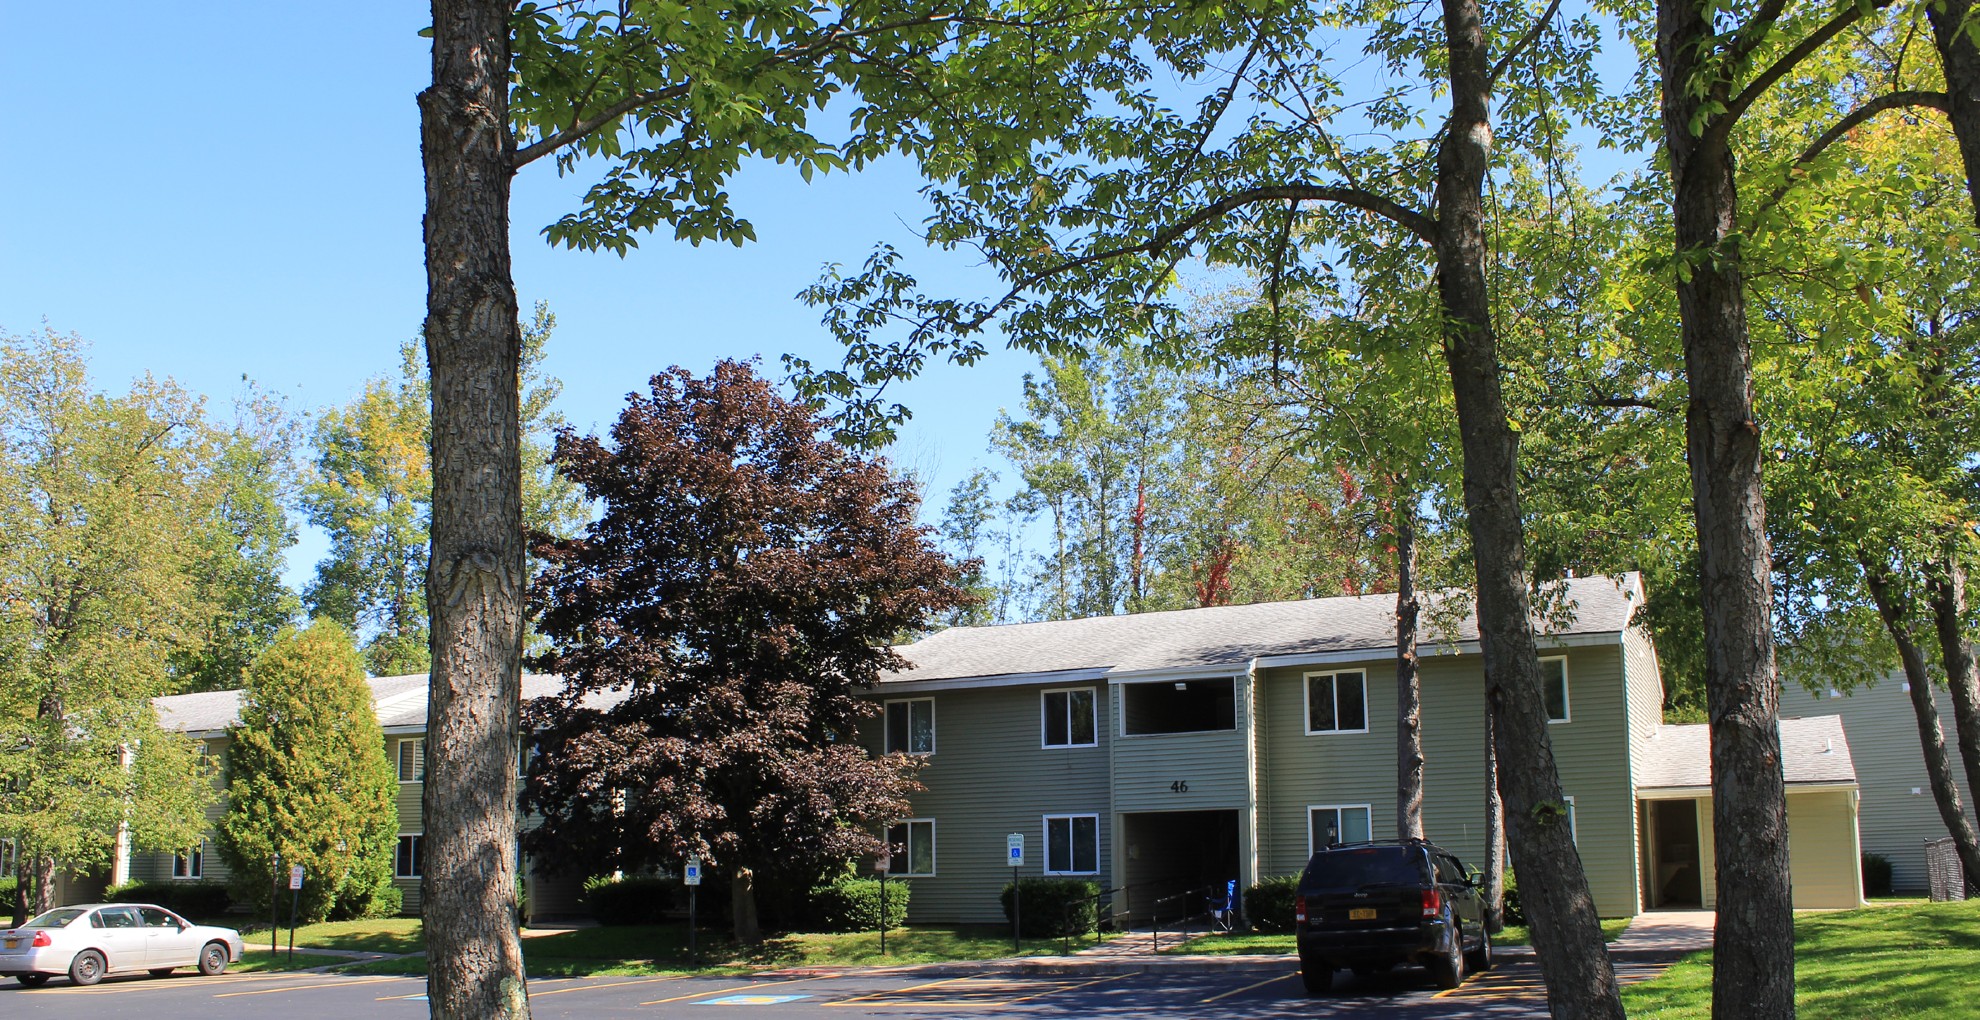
[1434,1,1621,1014]
[26,856,55,917]
[420,2,531,1018]
[1929,556,1980,845]
[1656,3,1794,1015]
[1482,703,1506,932]
[1927,0,1980,227]
[1395,506,1425,840]
[1866,567,1980,891]
[732,866,761,944]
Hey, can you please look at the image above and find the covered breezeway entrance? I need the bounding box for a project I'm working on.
[1117,809,1241,924]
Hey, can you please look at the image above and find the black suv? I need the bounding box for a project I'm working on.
[1294,839,1491,993]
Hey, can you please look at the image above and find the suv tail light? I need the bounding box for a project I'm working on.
[1294,895,1307,924]
[1420,889,1442,918]
[32,931,51,947]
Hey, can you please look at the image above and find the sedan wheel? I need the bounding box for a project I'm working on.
[68,949,106,987]
[199,942,230,976]
[17,974,50,988]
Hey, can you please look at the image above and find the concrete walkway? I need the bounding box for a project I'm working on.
[1610,910,1715,957]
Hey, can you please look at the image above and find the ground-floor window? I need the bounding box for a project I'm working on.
[886,819,935,876]
[1044,814,1100,875]
[172,845,203,879]
[396,834,424,878]
[1308,804,1373,855]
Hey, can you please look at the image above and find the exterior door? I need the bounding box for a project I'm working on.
[138,906,197,967]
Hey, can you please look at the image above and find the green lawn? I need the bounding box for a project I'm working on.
[229,949,355,973]
[1176,918,1630,955]
[1622,900,1980,1019]
[239,917,425,955]
[340,923,1064,978]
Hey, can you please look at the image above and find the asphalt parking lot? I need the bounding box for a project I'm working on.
[0,956,1672,1019]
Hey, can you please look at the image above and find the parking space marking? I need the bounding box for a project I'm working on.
[1004,972,1132,1004]
[52,971,348,996]
[1200,971,1298,1004]
[638,974,834,1006]
[826,974,972,1006]
[826,972,1131,1009]
[212,975,414,998]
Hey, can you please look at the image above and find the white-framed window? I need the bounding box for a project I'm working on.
[1308,804,1374,855]
[396,834,425,878]
[1542,657,1571,723]
[1305,671,1369,734]
[886,819,936,876]
[397,738,426,783]
[885,699,935,755]
[172,845,204,880]
[1041,688,1098,748]
[1044,814,1100,875]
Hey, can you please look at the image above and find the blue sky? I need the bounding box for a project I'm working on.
[0,3,1030,589]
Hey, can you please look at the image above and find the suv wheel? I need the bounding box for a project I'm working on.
[1466,925,1493,972]
[1428,929,1464,990]
[1299,955,1334,995]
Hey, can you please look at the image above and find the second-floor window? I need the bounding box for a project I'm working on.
[1543,657,1571,722]
[173,846,203,879]
[1306,671,1369,734]
[885,699,935,755]
[886,819,936,876]
[1042,689,1097,748]
[397,738,426,782]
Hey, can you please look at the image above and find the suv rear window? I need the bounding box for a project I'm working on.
[1301,847,1429,890]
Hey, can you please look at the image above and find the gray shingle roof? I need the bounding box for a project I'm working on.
[882,573,1644,684]
[1636,715,1857,790]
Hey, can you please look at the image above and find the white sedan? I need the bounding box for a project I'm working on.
[0,903,244,986]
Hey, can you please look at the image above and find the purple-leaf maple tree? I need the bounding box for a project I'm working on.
[522,361,968,942]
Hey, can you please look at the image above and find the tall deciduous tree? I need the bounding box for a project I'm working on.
[0,328,223,916]
[217,621,400,921]
[522,361,965,943]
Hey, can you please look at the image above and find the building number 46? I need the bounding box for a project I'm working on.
[1170,781,1189,793]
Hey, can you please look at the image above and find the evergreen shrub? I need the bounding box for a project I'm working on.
[584,876,678,925]
[1503,868,1526,926]
[107,880,233,919]
[1244,874,1299,932]
[809,877,910,932]
[999,877,1100,938]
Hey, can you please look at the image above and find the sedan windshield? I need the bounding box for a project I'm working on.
[23,907,87,928]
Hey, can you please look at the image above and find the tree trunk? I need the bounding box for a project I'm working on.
[1434,1,1622,1014]
[1865,566,1980,893]
[1395,503,1425,840]
[1657,3,1795,1015]
[420,2,530,1018]
[731,865,761,944]
[1928,555,1980,848]
[25,855,55,918]
[1927,0,1980,227]
[1483,701,1506,932]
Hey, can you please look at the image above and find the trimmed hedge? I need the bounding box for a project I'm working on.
[1244,874,1299,932]
[584,876,679,926]
[0,877,16,919]
[809,877,910,932]
[1862,852,1894,898]
[106,881,233,919]
[999,877,1100,938]
[1502,868,1526,926]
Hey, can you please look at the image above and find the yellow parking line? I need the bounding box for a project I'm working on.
[1006,972,1131,1004]
[1200,971,1297,1004]
[827,974,971,1006]
[213,975,412,998]
[58,971,334,995]
[636,973,830,1006]
[527,973,695,999]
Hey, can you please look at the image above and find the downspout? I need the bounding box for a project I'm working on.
[112,742,134,888]
[1242,658,1261,898]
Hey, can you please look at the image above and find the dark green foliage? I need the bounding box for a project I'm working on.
[0,877,17,920]
[1244,875,1299,933]
[999,877,1100,938]
[106,881,233,920]
[217,621,399,923]
[1862,853,1895,898]
[583,876,679,926]
[1503,868,1527,926]
[808,877,910,932]
[336,882,402,921]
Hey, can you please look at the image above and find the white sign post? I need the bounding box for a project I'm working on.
[285,865,304,961]
[1006,833,1024,952]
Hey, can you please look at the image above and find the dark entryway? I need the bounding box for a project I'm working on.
[1641,798,1703,909]
[1119,809,1241,923]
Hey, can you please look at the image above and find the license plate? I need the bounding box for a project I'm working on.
[1349,908,1377,920]
[2,938,16,949]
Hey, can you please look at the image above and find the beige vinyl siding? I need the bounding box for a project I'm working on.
[866,684,1113,924]
[1623,625,1667,777]
[1786,789,1865,908]
[1109,682,1249,814]
[1258,644,1640,917]
[1781,678,1976,892]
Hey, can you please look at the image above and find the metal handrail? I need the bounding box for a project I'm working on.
[1145,880,1234,953]
[1057,883,1139,954]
